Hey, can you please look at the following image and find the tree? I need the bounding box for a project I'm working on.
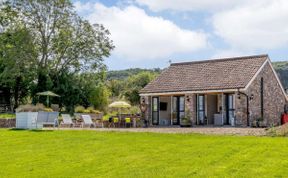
[6,0,114,94]
[124,72,158,105]
[0,26,37,109]
[106,79,125,99]
[89,82,110,111]
[0,0,114,111]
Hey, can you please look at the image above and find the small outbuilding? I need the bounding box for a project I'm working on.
[140,54,288,127]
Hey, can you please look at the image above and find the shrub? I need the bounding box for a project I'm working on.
[51,104,59,112]
[60,107,66,112]
[86,106,95,113]
[129,106,140,115]
[91,110,101,114]
[44,108,53,112]
[36,103,45,110]
[16,104,45,112]
[82,109,91,113]
[103,114,109,121]
[266,124,288,137]
[74,106,85,113]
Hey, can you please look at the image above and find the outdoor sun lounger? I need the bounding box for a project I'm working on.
[61,114,75,128]
[81,115,96,128]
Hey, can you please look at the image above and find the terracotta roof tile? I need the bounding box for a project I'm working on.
[140,54,268,94]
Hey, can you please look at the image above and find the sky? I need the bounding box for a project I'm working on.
[73,0,288,70]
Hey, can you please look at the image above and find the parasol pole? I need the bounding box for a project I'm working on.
[47,96,49,107]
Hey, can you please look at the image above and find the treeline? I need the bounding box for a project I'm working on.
[107,68,161,80]
[106,69,160,105]
[273,61,288,90]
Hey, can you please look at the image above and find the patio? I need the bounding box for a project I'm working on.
[46,126,267,136]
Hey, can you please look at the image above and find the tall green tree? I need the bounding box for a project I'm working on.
[106,79,125,99]
[6,0,114,94]
[89,82,110,111]
[0,0,114,110]
[0,26,37,109]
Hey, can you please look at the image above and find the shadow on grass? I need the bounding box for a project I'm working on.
[8,128,54,132]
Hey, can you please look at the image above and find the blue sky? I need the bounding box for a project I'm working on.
[74,0,288,70]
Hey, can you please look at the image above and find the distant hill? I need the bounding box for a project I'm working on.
[107,68,162,80]
[107,62,288,91]
[273,61,288,90]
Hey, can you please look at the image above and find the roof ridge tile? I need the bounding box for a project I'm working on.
[171,54,268,66]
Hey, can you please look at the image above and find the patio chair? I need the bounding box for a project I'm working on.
[36,111,48,128]
[113,117,119,128]
[46,112,59,128]
[95,119,104,128]
[107,116,113,128]
[81,115,96,128]
[125,117,131,128]
[37,112,59,128]
[61,114,75,128]
[90,113,104,128]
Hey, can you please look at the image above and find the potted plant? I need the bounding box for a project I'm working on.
[251,120,258,127]
[180,110,192,127]
[180,117,191,127]
[258,119,266,128]
[253,117,266,128]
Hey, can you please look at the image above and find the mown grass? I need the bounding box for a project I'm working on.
[0,129,288,178]
[0,113,15,119]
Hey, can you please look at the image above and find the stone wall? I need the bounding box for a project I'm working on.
[185,94,197,125]
[235,62,287,127]
[140,96,151,125]
[0,119,16,128]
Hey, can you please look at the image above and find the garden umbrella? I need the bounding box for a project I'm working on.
[109,101,131,119]
[108,101,131,108]
[36,91,60,107]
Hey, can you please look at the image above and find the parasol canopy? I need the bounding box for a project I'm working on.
[108,101,131,108]
[36,91,60,106]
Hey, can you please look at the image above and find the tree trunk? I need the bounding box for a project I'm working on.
[13,76,21,110]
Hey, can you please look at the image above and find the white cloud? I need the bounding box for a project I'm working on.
[74,0,288,64]
[135,0,250,12]
[211,49,248,59]
[78,2,208,60]
[212,0,288,50]
[74,1,93,13]
[135,0,288,51]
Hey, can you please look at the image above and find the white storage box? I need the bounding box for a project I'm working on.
[16,112,40,129]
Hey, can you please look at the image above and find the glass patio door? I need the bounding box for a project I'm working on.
[226,94,235,125]
[172,96,185,125]
[152,97,159,125]
[197,95,205,125]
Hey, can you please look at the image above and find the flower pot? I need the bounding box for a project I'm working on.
[180,118,191,127]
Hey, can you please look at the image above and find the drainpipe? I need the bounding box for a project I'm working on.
[237,89,250,126]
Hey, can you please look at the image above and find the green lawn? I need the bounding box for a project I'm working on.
[1,129,288,178]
